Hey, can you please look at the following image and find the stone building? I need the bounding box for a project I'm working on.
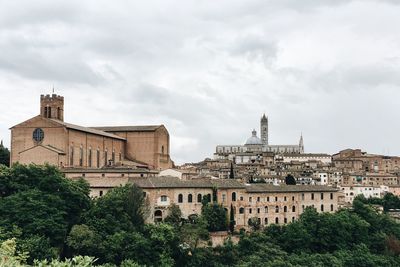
[95,176,340,229]
[10,94,173,170]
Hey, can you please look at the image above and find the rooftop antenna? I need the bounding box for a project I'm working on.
[52,85,55,94]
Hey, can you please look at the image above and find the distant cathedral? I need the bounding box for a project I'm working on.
[215,114,304,158]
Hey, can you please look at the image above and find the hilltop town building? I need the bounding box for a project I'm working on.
[215,114,304,162]
[10,94,173,170]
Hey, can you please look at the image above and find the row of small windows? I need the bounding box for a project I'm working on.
[239,205,296,214]
[70,146,122,167]
[249,217,296,225]
[177,193,211,203]
[239,204,334,214]
[231,192,334,202]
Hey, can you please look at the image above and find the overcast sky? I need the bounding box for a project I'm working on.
[1,0,400,164]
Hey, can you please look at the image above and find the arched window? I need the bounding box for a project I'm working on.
[292,206,296,212]
[284,218,288,224]
[178,194,183,203]
[275,217,279,224]
[232,192,237,201]
[321,204,324,212]
[264,206,268,213]
[264,218,268,225]
[292,217,295,222]
[275,206,279,213]
[284,206,287,212]
[239,207,245,214]
[188,194,193,203]
[197,193,202,203]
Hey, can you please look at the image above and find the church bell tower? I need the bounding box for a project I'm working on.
[260,114,268,146]
[40,94,64,121]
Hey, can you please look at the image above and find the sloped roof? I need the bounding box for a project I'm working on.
[18,144,66,155]
[131,176,245,189]
[70,177,130,188]
[91,125,163,132]
[49,119,126,140]
[10,115,126,140]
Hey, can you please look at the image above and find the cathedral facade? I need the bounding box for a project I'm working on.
[10,94,173,170]
[215,114,304,160]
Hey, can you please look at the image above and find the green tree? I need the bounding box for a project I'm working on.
[248,217,261,232]
[201,203,227,232]
[164,204,182,227]
[229,204,235,233]
[0,164,90,262]
[0,141,10,167]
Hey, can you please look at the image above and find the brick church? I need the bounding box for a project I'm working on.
[10,94,173,170]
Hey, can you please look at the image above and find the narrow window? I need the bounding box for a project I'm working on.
[99,190,103,197]
[331,204,334,211]
[301,193,305,200]
[178,194,183,203]
[275,217,279,224]
[239,207,244,214]
[79,146,83,167]
[284,218,287,224]
[249,208,252,214]
[112,150,115,164]
[232,192,236,201]
[264,218,268,225]
[70,146,74,166]
[265,206,268,213]
[88,148,92,167]
[321,193,324,200]
[284,206,287,212]
[311,193,314,200]
[321,204,324,212]
[57,107,61,119]
[257,208,260,214]
[292,217,295,222]
[292,206,296,212]
[197,194,202,203]
[330,193,333,200]
[275,206,279,213]
[97,149,100,168]
[188,194,193,203]
[104,150,108,166]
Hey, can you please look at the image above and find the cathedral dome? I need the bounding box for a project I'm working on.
[245,129,263,145]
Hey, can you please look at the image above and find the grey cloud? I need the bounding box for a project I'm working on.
[1,0,400,163]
